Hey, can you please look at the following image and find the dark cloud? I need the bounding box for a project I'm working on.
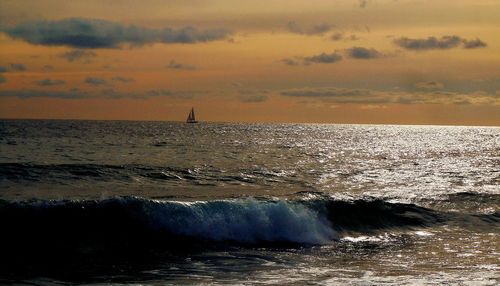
[0,75,6,84]
[43,65,55,71]
[2,18,231,49]
[59,49,97,62]
[281,87,373,99]
[287,21,333,35]
[0,88,198,100]
[147,89,194,99]
[345,47,383,59]
[112,76,134,83]
[394,35,487,50]
[34,79,66,86]
[237,89,269,103]
[282,87,390,104]
[167,60,196,70]
[160,27,230,44]
[359,0,368,8]
[462,38,487,49]
[395,90,498,105]
[331,33,343,41]
[10,63,26,71]
[0,89,87,99]
[281,58,300,66]
[84,76,107,86]
[281,52,342,66]
[287,21,304,34]
[280,86,499,105]
[309,23,332,35]
[239,94,268,103]
[304,52,343,64]
[331,33,360,41]
[98,88,128,99]
[0,64,26,72]
[394,35,462,50]
[414,81,444,90]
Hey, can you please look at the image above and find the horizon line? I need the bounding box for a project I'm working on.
[1,117,498,128]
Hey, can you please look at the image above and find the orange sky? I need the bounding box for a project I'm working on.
[0,0,499,125]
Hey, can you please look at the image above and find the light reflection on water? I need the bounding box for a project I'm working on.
[0,120,498,285]
[1,121,498,203]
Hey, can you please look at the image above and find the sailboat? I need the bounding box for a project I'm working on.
[186,107,198,123]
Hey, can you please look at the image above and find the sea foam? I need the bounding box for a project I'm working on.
[148,198,338,244]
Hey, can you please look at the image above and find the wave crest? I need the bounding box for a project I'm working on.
[149,199,337,244]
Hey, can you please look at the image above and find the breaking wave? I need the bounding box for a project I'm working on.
[0,195,496,255]
[0,196,442,247]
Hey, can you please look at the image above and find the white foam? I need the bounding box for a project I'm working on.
[150,198,338,244]
[414,230,434,236]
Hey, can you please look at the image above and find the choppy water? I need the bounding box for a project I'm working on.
[0,120,498,285]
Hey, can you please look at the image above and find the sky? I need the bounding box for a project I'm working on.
[0,0,499,125]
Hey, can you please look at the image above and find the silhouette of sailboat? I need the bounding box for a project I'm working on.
[186,107,198,123]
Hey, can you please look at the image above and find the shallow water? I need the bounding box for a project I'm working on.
[0,120,498,285]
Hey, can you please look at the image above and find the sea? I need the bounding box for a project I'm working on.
[0,119,498,285]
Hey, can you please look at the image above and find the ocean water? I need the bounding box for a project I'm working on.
[0,120,498,285]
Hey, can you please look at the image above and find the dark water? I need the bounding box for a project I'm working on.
[0,120,498,285]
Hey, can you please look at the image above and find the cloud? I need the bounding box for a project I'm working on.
[281,87,374,100]
[0,75,5,84]
[287,21,333,35]
[281,58,300,66]
[237,89,269,103]
[462,38,487,49]
[34,79,66,86]
[84,76,107,86]
[304,52,343,64]
[0,88,198,100]
[167,60,196,70]
[309,23,332,35]
[9,63,26,71]
[239,94,268,103]
[345,47,383,59]
[59,49,97,62]
[0,89,87,99]
[111,76,134,83]
[0,64,27,72]
[287,21,304,34]
[331,33,343,41]
[331,32,359,41]
[282,52,343,66]
[394,35,462,50]
[2,18,231,49]
[394,35,487,50]
[394,90,499,105]
[279,86,500,105]
[359,0,368,8]
[43,65,54,71]
[414,81,444,90]
[359,104,388,110]
[147,89,194,99]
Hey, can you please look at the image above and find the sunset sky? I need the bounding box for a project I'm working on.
[0,0,499,125]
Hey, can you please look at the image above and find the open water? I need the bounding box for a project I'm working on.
[0,120,498,285]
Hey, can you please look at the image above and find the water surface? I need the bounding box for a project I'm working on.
[0,120,498,285]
